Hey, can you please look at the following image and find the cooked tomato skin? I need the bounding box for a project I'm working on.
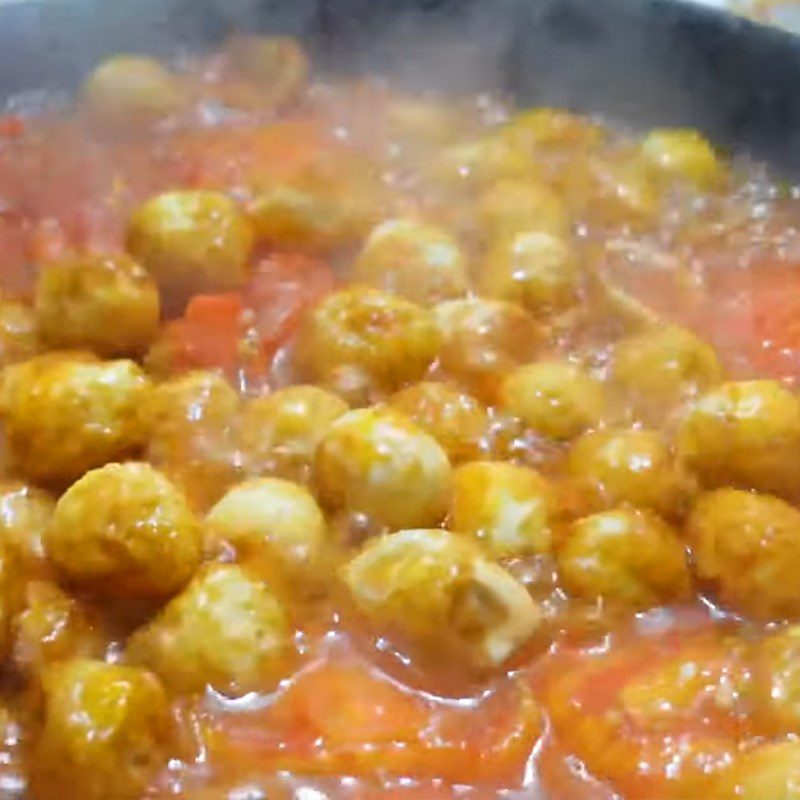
[537,628,752,799]
[209,659,544,786]
[147,252,334,387]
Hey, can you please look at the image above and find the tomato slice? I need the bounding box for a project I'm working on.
[244,252,335,345]
[209,659,542,787]
[604,247,800,382]
[156,252,333,384]
[0,116,24,139]
[180,293,249,368]
[538,629,748,799]
[722,265,800,380]
[670,263,800,382]
[157,290,267,386]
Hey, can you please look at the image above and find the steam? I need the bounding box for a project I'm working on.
[296,0,800,176]
[2,0,800,173]
[313,0,514,96]
[305,0,728,141]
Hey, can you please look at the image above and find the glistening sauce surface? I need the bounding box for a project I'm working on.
[0,36,798,800]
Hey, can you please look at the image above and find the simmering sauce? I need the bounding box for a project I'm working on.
[0,34,798,800]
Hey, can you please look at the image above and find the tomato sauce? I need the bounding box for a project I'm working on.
[4,34,800,800]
